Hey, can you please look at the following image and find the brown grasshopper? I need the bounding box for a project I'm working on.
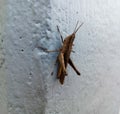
[39,21,83,84]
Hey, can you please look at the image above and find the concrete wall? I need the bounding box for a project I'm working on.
[0,0,7,114]
[1,0,120,114]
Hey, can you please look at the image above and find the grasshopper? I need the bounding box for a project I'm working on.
[39,21,83,84]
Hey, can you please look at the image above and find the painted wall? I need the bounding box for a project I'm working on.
[1,0,120,114]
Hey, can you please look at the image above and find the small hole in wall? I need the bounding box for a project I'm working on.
[21,49,24,52]
[29,72,32,76]
[19,36,22,39]
[1,39,3,42]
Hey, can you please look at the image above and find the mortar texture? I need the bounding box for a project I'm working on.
[1,0,120,114]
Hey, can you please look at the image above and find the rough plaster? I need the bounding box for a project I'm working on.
[5,0,50,114]
[0,0,7,113]
[1,0,120,114]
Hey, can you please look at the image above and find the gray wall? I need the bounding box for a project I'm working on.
[1,0,120,114]
[0,0,7,114]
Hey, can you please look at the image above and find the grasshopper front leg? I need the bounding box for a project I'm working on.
[37,46,60,52]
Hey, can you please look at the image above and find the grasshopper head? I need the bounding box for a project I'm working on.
[71,33,75,40]
[72,33,75,38]
[69,22,83,44]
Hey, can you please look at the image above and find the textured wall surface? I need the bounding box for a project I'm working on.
[46,0,120,114]
[0,0,7,114]
[4,0,50,114]
[1,0,120,114]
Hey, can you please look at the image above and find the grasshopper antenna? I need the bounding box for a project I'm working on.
[74,22,84,33]
[73,21,79,33]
